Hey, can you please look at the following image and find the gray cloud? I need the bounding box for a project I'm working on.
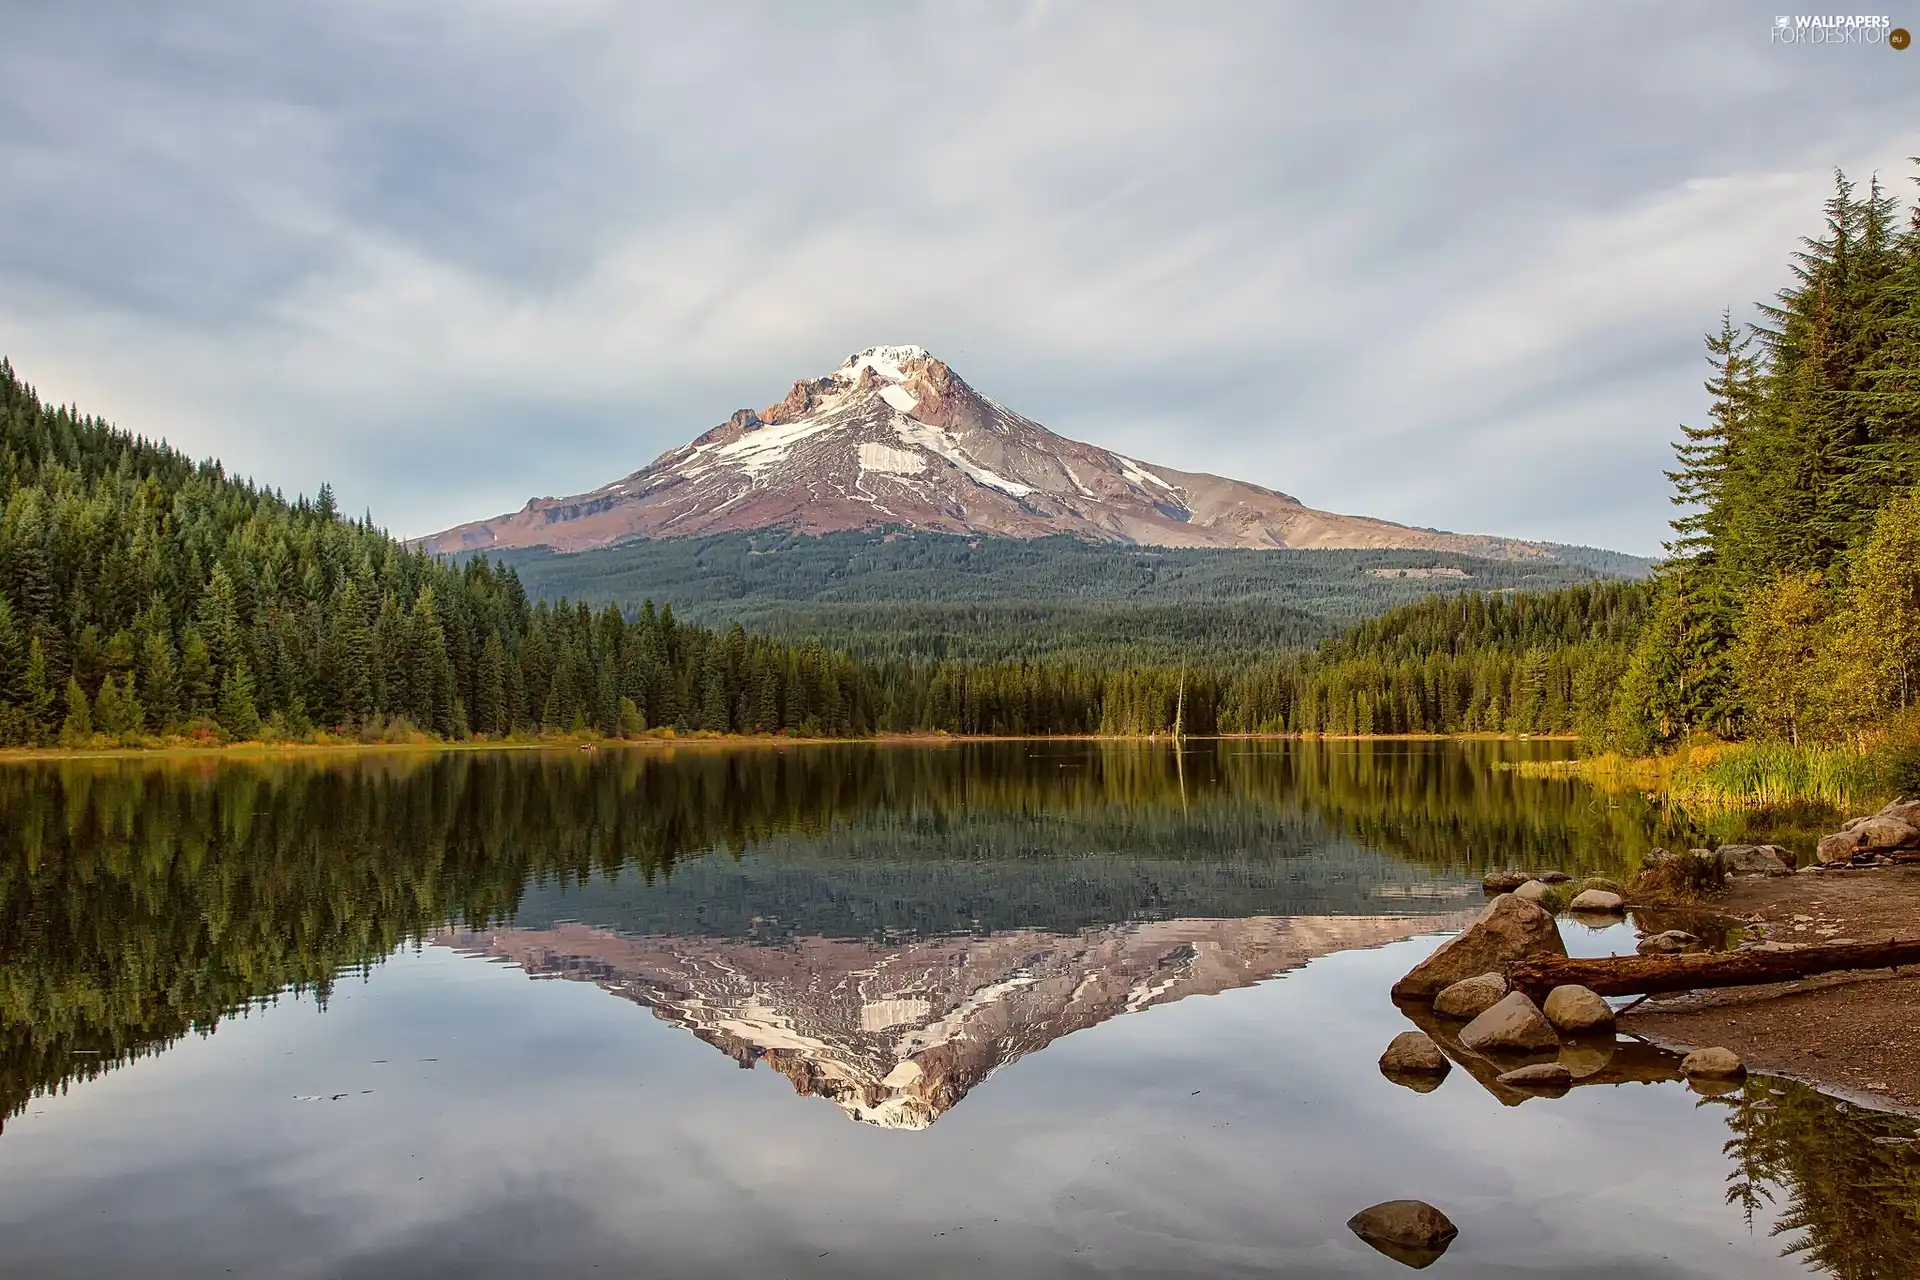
[1,1,1916,553]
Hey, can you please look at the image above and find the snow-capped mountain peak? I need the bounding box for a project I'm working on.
[421,347,1549,558]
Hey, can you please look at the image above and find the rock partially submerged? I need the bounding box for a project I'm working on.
[1347,1199,1459,1269]
[1459,991,1560,1055]
[1567,888,1624,913]
[1392,895,1567,999]
[1637,929,1700,955]
[1496,1061,1572,1092]
[1380,1031,1451,1080]
[1680,1046,1746,1080]
[1433,972,1509,1019]
[1482,869,1531,892]
[1542,984,1615,1035]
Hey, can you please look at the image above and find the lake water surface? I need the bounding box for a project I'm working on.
[1,741,1915,1277]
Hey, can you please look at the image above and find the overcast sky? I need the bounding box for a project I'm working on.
[3,2,1917,555]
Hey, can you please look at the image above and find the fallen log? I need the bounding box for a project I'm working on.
[1507,937,1920,999]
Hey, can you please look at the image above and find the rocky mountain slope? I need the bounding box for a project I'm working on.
[422,346,1549,557]
[443,912,1469,1129]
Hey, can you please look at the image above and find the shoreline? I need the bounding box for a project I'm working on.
[1615,865,1920,1116]
[0,729,1576,765]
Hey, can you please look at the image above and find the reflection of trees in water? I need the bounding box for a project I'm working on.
[0,740,1686,1132]
[1715,1077,1920,1278]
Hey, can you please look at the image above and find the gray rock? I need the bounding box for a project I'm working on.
[1347,1200,1459,1269]
[1819,830,1865,863]
[1637,929,1700,955]
[1878,797,1920,827]
[1535,870,1572,884]
[1858,815,1920,851]
[1715,844,1795,876]
[1567,888,1624,913]
[1459,991,1561,1055]
[1513,879,1558,905]
[1433,972,1509,1019]
[1680,1046,1746,1079]
[1542,985,1615,1034]
[1482,869,1531,892]
[1379,1031,1451,1078]
[1392,894,1567,999]
[1497,1062,1572,1091]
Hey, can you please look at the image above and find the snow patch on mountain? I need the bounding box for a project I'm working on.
[857,441,928,476]
[894,418,1036,498]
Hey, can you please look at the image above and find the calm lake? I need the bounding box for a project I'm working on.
[1,740,1914,1277]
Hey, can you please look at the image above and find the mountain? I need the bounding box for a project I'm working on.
[422,346,1552,557]
[442,912,1468,1129]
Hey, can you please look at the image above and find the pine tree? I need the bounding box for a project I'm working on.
[216,660,261,742]
[22,637,55,745]
[60,675,92,745]
[178,628,215,720]
[474,633,507,736]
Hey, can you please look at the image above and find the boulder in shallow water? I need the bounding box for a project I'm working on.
[1482,869,1531,893]
[1379,1031,1451,1079]
[1347,1199,1458,1269]
[1567,888,1624,913]
[1391,895,1567,999]
[1433,972,1509,1019]
[1535,870,1572,884]
[1637,929,1700,955]
[1496,1061,1572,1092]
[1543,984,1614,1034]
[1513,879,1558,906]
[1459,991,1561,1055]
[1680,1046,1746,1080]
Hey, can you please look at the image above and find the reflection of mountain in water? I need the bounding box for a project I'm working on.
[447,913,1469,1128]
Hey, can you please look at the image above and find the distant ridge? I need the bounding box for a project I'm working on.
[422,345,1568,559]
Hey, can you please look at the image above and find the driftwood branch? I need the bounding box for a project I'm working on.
[1508,937,1920,999]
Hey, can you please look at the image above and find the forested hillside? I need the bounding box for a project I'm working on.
[496,529,1646,665]
[0,360,880,744]
[1611,168,1920,752]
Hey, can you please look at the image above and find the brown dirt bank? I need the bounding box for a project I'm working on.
[1622,864,1920,1115]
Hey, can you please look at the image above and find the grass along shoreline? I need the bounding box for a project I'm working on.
[1510,738,1916,814]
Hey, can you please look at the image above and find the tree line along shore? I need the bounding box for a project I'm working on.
[1,164,1916,806]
